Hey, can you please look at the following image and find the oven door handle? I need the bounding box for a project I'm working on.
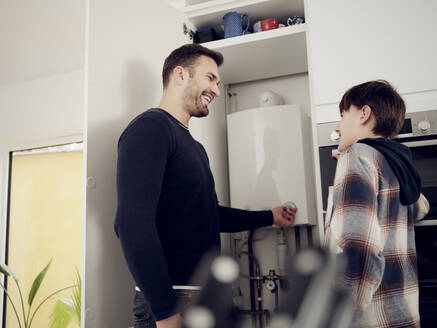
[401,139,437,147]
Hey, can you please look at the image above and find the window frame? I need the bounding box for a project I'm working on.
[0,134,84,327]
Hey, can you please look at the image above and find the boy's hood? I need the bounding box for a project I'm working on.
[358,137,421,205]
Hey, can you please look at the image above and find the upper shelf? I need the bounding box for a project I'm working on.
[183,0,305,29]
[203,24,308,85]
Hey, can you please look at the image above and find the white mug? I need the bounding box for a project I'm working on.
[253,21,262,33]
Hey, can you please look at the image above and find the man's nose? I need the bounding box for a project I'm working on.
[212,84,220,98]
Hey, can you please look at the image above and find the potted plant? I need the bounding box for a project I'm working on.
[0,260,77,328]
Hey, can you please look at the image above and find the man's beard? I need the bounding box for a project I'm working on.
[183,81,209,118]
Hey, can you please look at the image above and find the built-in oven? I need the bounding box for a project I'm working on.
[317,110,437,327]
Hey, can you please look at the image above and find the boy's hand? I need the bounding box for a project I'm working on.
[332,148,341,160]
[272,205,297,227]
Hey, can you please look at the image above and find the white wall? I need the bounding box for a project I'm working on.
[85,1,190,326]
[0,0,85,85]
[0,70,84,144]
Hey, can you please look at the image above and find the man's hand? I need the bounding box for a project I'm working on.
[272,205,297,227]
[157,313,182,328]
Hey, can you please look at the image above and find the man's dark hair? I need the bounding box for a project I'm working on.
[162,43,223,88]
[339,80,405,139]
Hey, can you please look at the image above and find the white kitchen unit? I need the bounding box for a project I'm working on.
[306,0,437,124]
[183,0,307,85]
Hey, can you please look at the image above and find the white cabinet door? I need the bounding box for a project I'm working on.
[307,0,437,106]
[86,1,189,327]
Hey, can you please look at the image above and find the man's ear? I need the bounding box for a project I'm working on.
[360,105,373,124]
[173,66,189,86]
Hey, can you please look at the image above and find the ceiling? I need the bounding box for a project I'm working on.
[0,0,85,85]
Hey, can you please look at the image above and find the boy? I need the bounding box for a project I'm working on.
[324,80,429,327]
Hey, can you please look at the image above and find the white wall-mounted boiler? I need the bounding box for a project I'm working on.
[227,105,317,225]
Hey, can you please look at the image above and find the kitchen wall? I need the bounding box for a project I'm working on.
[0,70,84,145]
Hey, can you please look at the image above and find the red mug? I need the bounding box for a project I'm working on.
[261,18,279,31]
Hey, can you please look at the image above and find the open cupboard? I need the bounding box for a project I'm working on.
[172,0,320,319]
[173,0,318,225]
[181,0,308,84]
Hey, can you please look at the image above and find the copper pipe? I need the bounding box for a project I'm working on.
[237,310,271,328]
[307,226,313,247]
[248,230,257,328]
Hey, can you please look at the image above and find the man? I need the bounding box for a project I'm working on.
[324,80,429,327]
[114,43,296,328]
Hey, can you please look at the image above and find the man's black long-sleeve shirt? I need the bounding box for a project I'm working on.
[114,108,273,320]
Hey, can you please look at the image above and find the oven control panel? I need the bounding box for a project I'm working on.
[318,109,437,147]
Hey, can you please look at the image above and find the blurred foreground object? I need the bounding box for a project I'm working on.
[183,254,240,328]
[275,247,353,328]
[183,248,353,328]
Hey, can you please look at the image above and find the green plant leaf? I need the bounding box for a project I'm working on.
[28,260,52,306]
[0,281,23,328]
[49,269,81,327]
[27,285,75,328]
[72,269,81,324]
[0,263,19,281]
[49,299,74,328]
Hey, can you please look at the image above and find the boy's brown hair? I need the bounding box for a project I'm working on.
[162,43,223,88]
[339,80,405,139]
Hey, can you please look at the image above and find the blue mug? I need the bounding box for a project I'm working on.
[223,11,250,38]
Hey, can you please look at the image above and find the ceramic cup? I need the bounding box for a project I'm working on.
[253,20,262,33]
[261,18,279,31]
[223,11,250,38]
[287,16,305,26]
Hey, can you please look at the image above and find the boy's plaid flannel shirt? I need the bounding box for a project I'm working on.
[324,143,429,328]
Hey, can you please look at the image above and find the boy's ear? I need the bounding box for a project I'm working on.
[360,105,373,124]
